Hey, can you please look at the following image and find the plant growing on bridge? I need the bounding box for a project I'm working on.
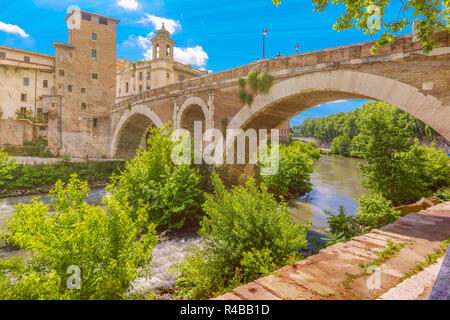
[238,70,273,105]
[273,0,449,54]
[173,173,308,299]
[259,141,320,198]
[109,124,204,230]
[0,175,158,300]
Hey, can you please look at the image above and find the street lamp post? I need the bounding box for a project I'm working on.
[296,43,300,54]
[263,28,268,59]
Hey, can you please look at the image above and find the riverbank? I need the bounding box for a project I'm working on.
[214,201,450,300]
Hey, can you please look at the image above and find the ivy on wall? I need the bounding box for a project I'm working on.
[238,70,273,106]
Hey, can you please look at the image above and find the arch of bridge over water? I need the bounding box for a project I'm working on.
[110,32,450,169]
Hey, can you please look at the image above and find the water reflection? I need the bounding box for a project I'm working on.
[289,155,365,235]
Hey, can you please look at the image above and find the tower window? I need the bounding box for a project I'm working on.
[92,73,98,80]
[93,118,98,128]
[139,85,142,93]
[24,56,30,62]
[82,12,92,21]
[20,107,27,115]
[81,88,86,94]
[68,85,73,92]
[23,78,30,86]
[91,33,97,41]
[166,46,171,58]
[59,69,65,77]
[21,94,27,102]
[99,17,108,25]
[139,72,143,80]
[0,52,5,58]
[81,103,87,110]
[156,45,160,59]
[91,49,97,58]
[43,80,48,88]
[146,72,151,80]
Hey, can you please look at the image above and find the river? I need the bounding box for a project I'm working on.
[0,154,364,293]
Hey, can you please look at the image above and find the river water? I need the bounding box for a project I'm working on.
[0,154,364,293]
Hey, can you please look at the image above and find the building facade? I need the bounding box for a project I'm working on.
[116,24,207,102]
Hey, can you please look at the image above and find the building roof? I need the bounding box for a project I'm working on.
[0,45,54,59]
[65,9,120,23]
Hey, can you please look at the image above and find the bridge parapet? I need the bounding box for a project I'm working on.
[110,31,449,113]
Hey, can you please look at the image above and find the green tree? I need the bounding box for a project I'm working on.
[0,175,158,300]
[109,124,204,230]
[331,133,353,156]
[173,173,308,299]
[259,141,320,198]
[274,1,449,54]
[352,101,449,205]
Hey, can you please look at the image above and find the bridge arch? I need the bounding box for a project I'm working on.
[111,104,164,158]
[228,70,449,140]
[176,96,212,134]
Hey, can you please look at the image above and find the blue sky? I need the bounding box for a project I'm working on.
[1,0,413,124]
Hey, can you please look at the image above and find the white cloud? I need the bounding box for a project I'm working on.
[328,100,349,104]
[139,14,181,34]
[117,0,139,10]
[174,46,209,68]
[0,21,29,38]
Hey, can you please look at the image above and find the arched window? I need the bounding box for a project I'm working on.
[166,46,171,58]
[81,103,86,110]
[156,45,160,59]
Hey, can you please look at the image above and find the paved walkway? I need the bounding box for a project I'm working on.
[214,202,450,300]
[12,156,117,165]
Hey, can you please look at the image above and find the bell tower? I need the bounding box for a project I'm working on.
[151,23,175,61]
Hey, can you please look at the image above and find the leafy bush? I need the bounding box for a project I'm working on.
[324,205,362,242]
[325,193,400,242]
[0,175,157,300]
[352,102,449,205]
[110,125,204,230]
[259,141,320,198]
[1,160,124,191]
[0,149,17,187]
[173,173,308,299]
[23,137,50,157]
[356,193,400,232]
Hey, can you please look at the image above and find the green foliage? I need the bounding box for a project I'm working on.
[325,193,400,242]
[109,124,204,230]
[23,137,50,157]
[330,133,353,157]
[259,141,320,198]
[0,175,158,300]
[353,102,449,205]
[238,70,273,105]
[434,188,450,202]
[0,149,17,187]
[324,205,362,242]
[173,173,308,299]
[0,160,124,191]
[308,0,449,54]
[356,193,400,232]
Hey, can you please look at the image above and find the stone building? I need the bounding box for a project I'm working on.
[0,46,54,145]
[116,24,207,102]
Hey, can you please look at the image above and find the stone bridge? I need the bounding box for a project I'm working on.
[110,31,450,164]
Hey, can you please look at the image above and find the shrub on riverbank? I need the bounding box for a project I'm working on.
[0,175,157,300]
[259,141,320,198]
[0,149,17,187]
[0,159,125,191]
[109,125,204,230]
[173,173,308,299]
[325,193,400,242]
[352,102,450,205]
